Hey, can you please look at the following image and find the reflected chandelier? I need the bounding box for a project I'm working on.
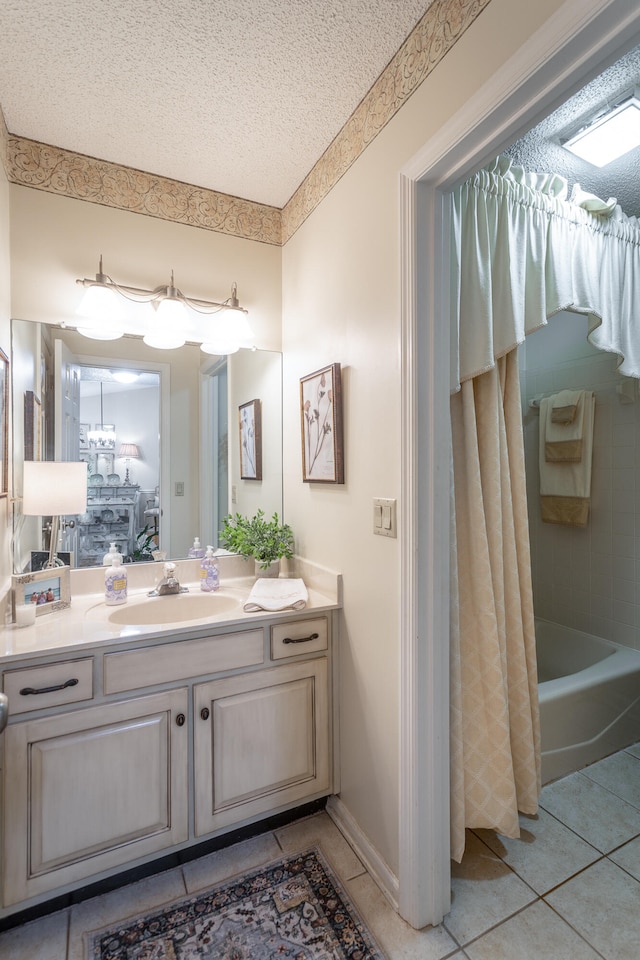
[75,257,253,354]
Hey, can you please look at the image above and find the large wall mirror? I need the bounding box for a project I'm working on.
[11,318,283,573]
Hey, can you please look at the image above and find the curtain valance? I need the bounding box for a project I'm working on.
[450,155,640,389]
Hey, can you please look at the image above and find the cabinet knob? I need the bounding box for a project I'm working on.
[200,707,210,721]
[175,713,186,726]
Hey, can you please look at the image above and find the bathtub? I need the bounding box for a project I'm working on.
[536,619,640,784]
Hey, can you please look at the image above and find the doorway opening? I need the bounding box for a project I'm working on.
[399,0,640,931]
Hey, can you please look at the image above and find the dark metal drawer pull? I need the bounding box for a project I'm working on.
[282,632,320,645]
[20,678,79,696]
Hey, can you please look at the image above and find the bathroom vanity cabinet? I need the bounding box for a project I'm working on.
[0,610,335,916]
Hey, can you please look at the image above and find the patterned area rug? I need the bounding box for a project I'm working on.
[87,846,388,959]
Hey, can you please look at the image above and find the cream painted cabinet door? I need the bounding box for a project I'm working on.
[194,660,330,836]
[2,689,189,907]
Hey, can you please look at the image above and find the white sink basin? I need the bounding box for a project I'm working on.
[104,591,241,626]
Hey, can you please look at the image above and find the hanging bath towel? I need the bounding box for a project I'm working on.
[550,389,582,424]
[544,390,590,462]
[539,391,595,526]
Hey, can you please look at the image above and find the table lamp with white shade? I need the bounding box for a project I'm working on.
[118,443,141,485]
[22,461,88,568]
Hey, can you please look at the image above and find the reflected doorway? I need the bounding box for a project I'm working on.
[72,364,160,566]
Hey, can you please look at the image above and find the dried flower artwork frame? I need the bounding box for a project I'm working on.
[12,566,71,620]
[300,363,344,483]
[239,399,262,480]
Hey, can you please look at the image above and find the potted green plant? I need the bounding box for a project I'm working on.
[130,524,156,563]
[219,510,294,577]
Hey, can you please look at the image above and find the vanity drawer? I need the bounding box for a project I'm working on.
[270,617,328,660]
[2,658,94,715]
[104,629,264,693]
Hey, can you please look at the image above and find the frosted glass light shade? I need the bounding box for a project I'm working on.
[564,98,640,167]
[143,299,187,349]
[77,284,125,320]
[76,323,125,341]
[23,461,87,516]
[76,285,126,340]
[200,308,254,355]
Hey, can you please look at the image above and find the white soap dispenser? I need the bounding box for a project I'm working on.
[105,547,128,605]
[200,545,219,592]
[102,542,119,566]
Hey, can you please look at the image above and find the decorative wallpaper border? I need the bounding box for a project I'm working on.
[2,0,490,246]
[6,138,282,245]
[281,0,492,242]
[0,107,9,180]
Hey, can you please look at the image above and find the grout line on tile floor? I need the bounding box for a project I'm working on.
[534,799,608,852]
[542,895,609,960]
[444,898,541,954]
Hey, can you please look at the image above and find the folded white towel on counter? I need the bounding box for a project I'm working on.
[243,578,308,612]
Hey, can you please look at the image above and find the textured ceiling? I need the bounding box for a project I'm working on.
[506,44,640,218]
[0,0,432,208]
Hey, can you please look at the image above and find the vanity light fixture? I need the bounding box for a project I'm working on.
[562,92,640,167]
[75,257,253,354]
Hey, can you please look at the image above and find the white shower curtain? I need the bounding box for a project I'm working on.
[448,157,640,860]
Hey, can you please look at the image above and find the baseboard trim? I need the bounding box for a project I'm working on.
[326,795,399,911]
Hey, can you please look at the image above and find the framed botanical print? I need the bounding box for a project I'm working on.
[239,399,262,480]
[300,363,344,483]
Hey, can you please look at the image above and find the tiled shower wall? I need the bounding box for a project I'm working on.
[521,310,640,651]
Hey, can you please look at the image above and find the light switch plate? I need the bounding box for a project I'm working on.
[373,497,397,538]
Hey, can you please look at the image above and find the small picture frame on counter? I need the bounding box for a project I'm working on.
[12,566,71,620]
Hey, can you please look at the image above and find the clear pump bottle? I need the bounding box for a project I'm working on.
[200,545,219,592]
[188,537,205,559]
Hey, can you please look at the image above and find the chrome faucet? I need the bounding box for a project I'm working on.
[148,562,189,597]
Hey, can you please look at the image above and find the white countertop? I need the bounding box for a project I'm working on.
[1,556,342,663]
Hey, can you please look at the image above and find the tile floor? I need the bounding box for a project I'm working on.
[1,742,639,959]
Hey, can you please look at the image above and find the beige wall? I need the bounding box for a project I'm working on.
[9,187,282,352]
[229,349,283,521]
[281,0,570,874]
[7,186,283,562]
[0,152,11,612]
[2,0,596,884]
